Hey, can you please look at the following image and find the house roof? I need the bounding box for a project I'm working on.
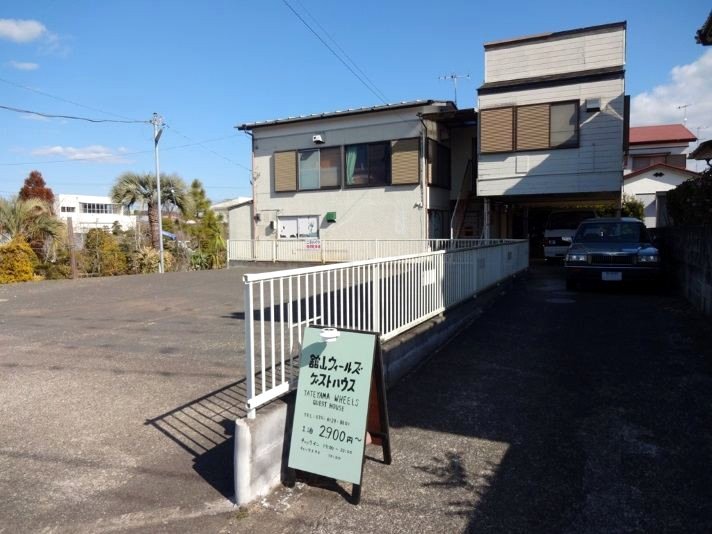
[623,162,699,181]
[211,197,252,211]
[696,10,712,45]
[237,100,455,130]
[483,21,626,50]
[689,139,712,161]
[629,124,697,145]
[478,66,624,94]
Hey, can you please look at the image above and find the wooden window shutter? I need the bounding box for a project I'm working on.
[480,107,514,153]
[516,105,550,151]
[391,138,420,185]
[274,151,297,192]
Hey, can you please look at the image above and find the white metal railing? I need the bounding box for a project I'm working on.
[242,240,528,417]
[228,238,512,264]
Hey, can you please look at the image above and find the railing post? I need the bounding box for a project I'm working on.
[244,280,256,419]
[272,240,276,263]
[321,240,325,264]
[372,263,381,334]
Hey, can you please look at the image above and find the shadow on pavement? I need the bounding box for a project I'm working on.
[389,265,712,532]
[145,380,247,499]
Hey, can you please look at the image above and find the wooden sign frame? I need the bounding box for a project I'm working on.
[287,326,391,504]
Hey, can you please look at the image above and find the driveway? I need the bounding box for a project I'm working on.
[228,263,712,533]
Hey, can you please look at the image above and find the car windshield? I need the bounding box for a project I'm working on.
[574,221,651,243]
[546,211,596,230]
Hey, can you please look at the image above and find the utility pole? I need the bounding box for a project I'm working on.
[439,73,470,107]
[66,217,78,280]
[151,112,165,273]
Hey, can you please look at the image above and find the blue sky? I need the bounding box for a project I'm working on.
[1,0,710,201]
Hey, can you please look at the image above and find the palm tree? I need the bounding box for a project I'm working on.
[0,196,63,245]
[110,172,188,249]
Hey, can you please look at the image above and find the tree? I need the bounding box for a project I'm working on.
[621,194,645,220]
[81,229,127,276]
[0,196,63,246]
[19,170,55,208]
[184,179,226,269]
[110,172,188,249]
[667,167,712,225]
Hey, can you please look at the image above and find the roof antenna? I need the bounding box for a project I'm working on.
[439,73,470,107]
[677,104,690,125]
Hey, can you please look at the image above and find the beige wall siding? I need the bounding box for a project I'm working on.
[228,203,253,240]
[485,27,625,83]
[478,76,624,196]
[250,107,440,241]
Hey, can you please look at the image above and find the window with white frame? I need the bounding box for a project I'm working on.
[80,203,119,214]
[277,215,319,238]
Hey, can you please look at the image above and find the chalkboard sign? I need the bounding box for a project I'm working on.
[288,327,377,486]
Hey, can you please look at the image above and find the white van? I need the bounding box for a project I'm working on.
[544,210,597,260]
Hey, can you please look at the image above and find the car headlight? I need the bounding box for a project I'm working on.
[566,253,587,262]
[638,254,660,263]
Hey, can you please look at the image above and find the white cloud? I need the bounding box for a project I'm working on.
[8,60,39,71]
[0,19,47,42]
[20,113,50,122]
[631,49,712,136]
[31,145,132,164]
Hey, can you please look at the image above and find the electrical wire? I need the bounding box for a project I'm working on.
[0,104,149,124]
[281,0,389,106]
[292,0,389,103]
[164,124,252,172]
[0,76,143,122]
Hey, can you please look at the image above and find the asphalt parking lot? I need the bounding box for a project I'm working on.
[0,267,277,533]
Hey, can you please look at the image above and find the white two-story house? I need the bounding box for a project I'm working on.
[623,124,698,227]
[477,21,628,239]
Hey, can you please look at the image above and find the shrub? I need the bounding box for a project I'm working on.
[667,167,712,225]
[0,237,38,283]
[621,194,645,220]
[129,247,174,274]
[81,229,127,276]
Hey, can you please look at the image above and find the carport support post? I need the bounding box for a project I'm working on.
[245,280,256,419]
[483,198,491,240]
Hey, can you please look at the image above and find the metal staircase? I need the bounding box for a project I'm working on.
[450,159,483,238]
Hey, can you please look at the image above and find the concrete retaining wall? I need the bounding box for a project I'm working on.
[233,275,519,505]
[655,226,712,316]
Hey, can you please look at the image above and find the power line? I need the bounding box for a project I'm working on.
[0,103,149,124]
[0,76,142,122]
[164,124,252,172]
[281,0,389,106]
[292,0,389,103]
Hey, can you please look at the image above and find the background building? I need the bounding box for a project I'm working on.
[56,194,136,237]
